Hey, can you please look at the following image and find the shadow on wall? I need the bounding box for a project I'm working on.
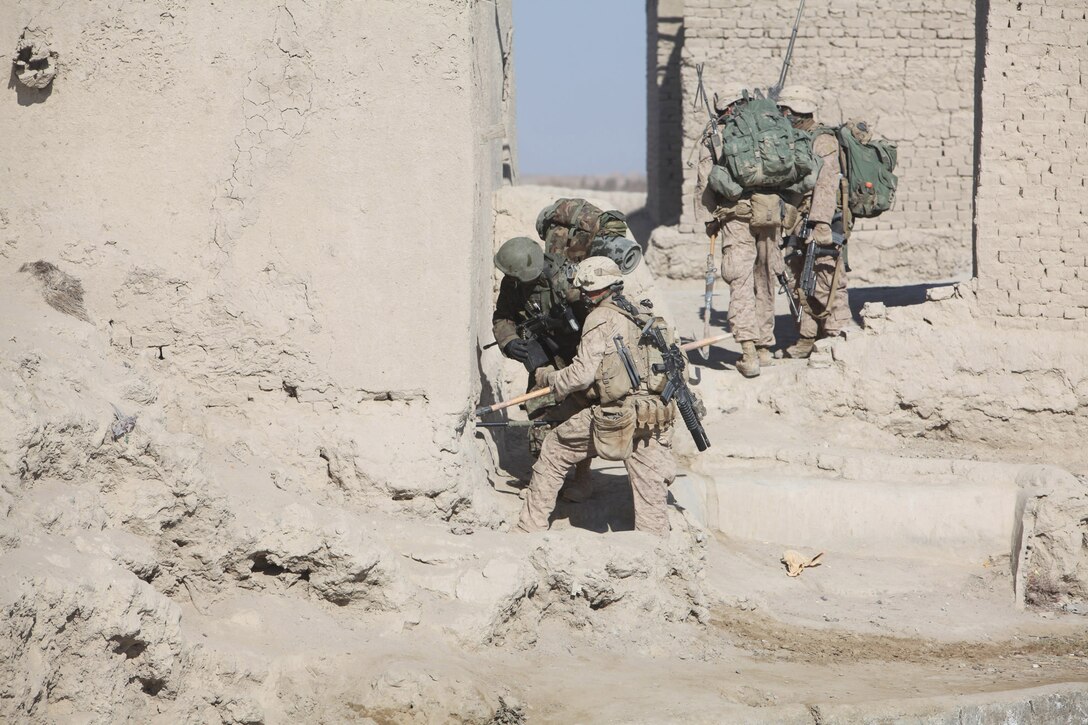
[847,281,959,324]
[646,6,685,227]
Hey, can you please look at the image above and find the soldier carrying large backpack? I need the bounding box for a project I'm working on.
[695,83,822,377]
[776,85,898,358]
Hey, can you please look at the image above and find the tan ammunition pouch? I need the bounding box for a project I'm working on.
[592,401,636,461]
[631,395,675,433]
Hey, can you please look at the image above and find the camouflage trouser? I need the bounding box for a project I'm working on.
[529,421,592,501]
[787,251,850,339]
[516,407,676,536]
[719,218,782,347]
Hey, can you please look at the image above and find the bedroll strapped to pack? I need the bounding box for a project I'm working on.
[707,93,823,202]
[536,198,628,263]
[837,120,898,219]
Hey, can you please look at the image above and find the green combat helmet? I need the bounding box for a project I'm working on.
[494,237,544,283]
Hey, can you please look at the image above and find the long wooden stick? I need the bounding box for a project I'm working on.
[683,333,728,352]
[475,334,728,417]
[475,387,553,417]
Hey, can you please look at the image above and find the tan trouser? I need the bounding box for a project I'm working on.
[788,251,850,339]
[516,407,675,536]
[719,218,781,347]
[529,406,592,501]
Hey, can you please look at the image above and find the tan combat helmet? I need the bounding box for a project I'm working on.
[776,84,818,115]
[494,236,544,283]
[573,256,623,292]
[713,82,749,113]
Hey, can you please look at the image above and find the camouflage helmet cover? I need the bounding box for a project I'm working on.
[495,236,544,283]
[713,83,748,113]
[776,85,818,115]
[573,256,623,292]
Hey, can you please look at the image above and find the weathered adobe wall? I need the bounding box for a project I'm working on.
[648,0,977,285]
[1,0,514,492]
[974,0,1088,329]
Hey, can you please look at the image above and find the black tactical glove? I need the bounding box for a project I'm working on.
[523,340,550,373]
[503,338,529,363]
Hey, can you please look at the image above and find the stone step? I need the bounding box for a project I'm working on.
[672,462,1020,562]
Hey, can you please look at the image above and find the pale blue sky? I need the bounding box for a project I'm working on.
[513,0,646,176]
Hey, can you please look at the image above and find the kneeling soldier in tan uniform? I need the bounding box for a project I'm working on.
[515,257,678,536]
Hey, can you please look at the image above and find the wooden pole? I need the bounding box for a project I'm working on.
[475,334,727,417]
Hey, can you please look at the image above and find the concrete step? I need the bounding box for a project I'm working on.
[673,460,1020,562]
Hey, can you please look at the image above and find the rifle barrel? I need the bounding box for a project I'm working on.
[773,0,806,96]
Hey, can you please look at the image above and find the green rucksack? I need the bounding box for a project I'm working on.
[836,121,898,219]
[707,93,822,202]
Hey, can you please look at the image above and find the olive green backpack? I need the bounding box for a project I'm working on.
[836,121,898,218]
[707,93,823,201]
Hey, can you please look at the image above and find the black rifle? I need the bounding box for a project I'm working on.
[768,0,807,100]
[519,300,579,339]
[782,213,840,315]
[516,300,581,370]
[637,317,711,452]
[609,295,710,452]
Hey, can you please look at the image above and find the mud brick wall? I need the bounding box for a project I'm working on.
[974,0,1088,329]
[649,0,978,285]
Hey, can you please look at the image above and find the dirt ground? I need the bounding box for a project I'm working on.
[477,276,1088,721]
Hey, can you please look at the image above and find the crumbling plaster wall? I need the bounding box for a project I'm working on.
[974,0,1088,330]
[647,0,977,285]
[1,0,515,485]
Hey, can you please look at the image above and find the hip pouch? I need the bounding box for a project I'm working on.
[713,197,752,224]
[592,402,636,462]
[748,193,783,232]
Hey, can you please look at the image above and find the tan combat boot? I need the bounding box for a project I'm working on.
[785,337,816,359]
[737,341,761,378]
[757,346,774,366]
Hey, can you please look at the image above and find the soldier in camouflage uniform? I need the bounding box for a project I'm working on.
[493,236,593,502]
[516,257,677,537]
[695,83,784,378]
[777,85,852,358]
